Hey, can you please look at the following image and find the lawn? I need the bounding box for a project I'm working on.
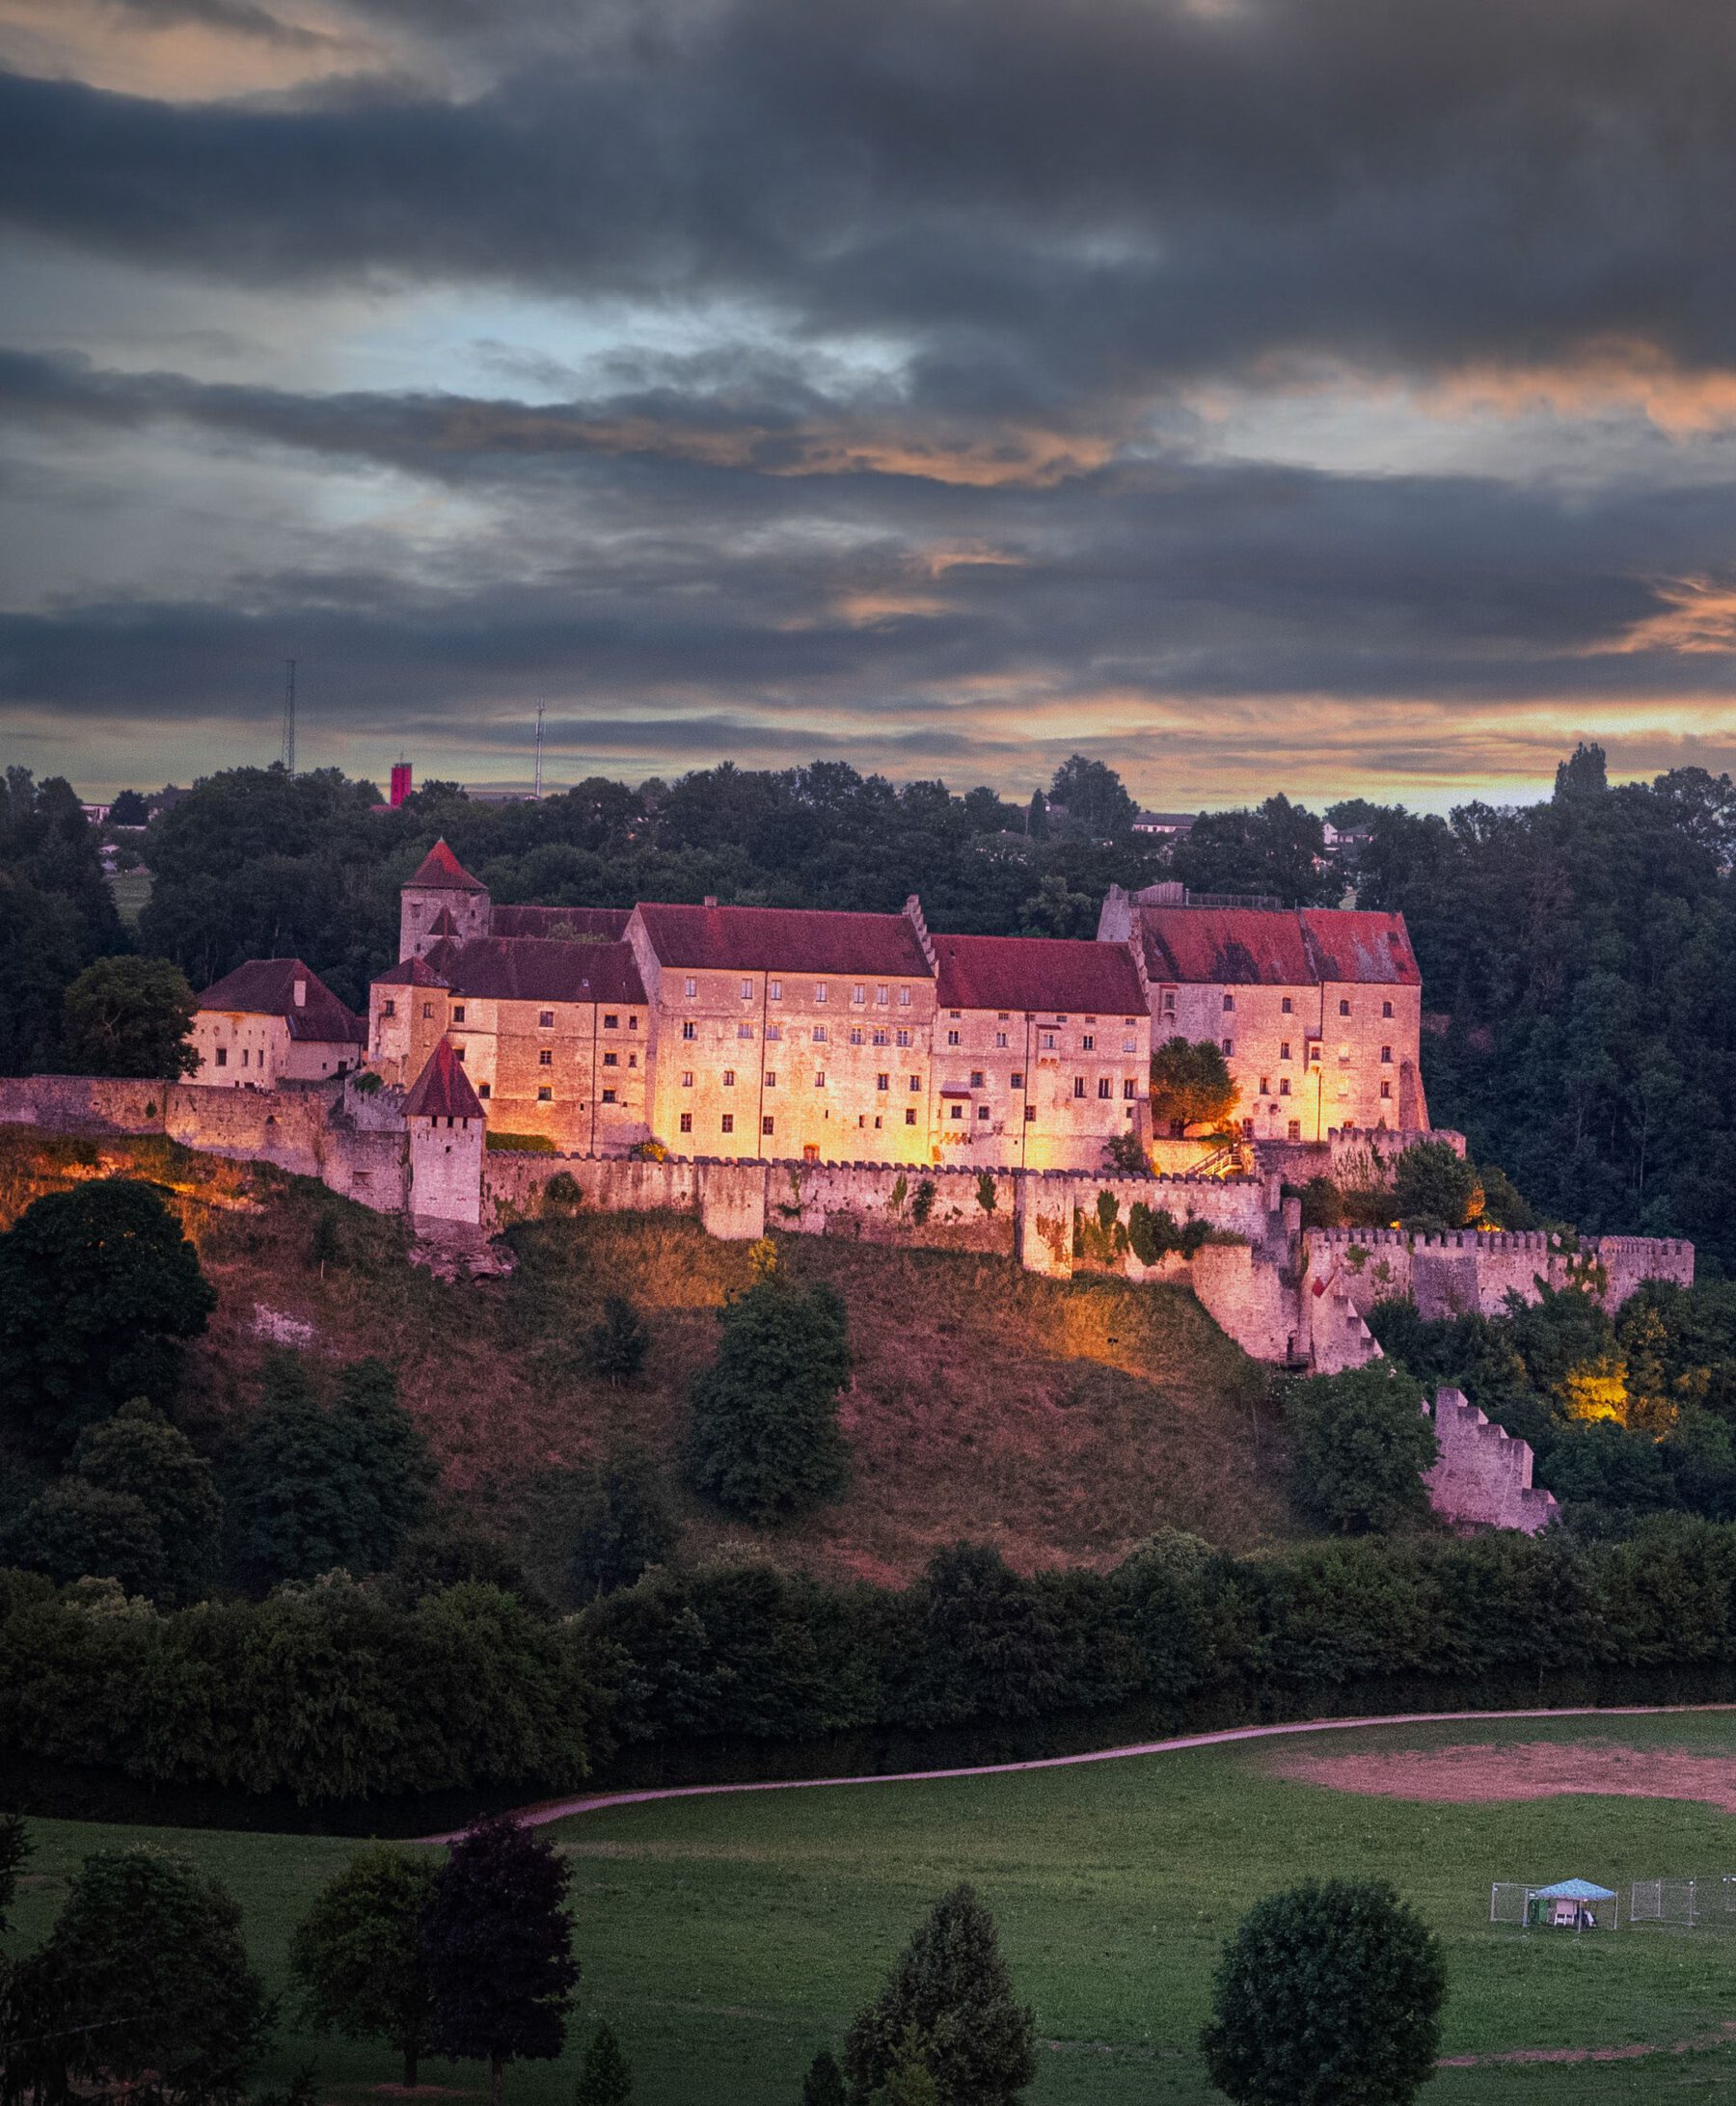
[12,1711,1736,2104]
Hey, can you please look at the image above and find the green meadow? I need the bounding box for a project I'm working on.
[12,1711,1736,2104]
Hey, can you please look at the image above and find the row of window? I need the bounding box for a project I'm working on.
[684,976,915,1007]
[674,1110,924,1137]
[1216,993,1397,1018]
[1221,1040,1398,1063]
[1250,1077,1396,1102]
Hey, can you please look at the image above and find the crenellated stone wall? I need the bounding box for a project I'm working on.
[1302,1226,1695,1321]
[1425,1386,1559,1533]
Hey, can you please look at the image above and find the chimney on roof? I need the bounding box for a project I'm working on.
[293,975,307,1007]
[703,895,718,908]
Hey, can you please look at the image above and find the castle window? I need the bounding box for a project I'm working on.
[815,985,827,1003]
[853,985,866,1005]
[977,1104,990,1120]
[738,1023,753,1040]
[909,1074,921,1092]
[1098,1076,1112,1099]
[1221,1039,1233,1056]
[877,1073,889,1092]
[682,1070,693,1087]
[241,1049,248,1066]
[680,1112,692,1133]
[769,980,782,1001]
[874,1116,883,1129]
[452,1006,465,1022]
[815,1069,827,1087]
[685,978,697,998]
[1280,1078,1291,1095]
[850,1028,864,1045]
[539,1010,554,1027]
[765,1071,777,1087]
[602,1088,618,1105]
[722,1068,736,1087]
[896,1028,911,1047]
[995,1031,1008,1048]
[1082,1034,1095,1050]
[1383,1000,1394,1018]
[813,1025,827,1043]
[947,1029,961,1046]
[721,1113,735,1133]
[1162,990,1176,1012]
[1123,1036,1135,1052]
[741,980,753,1001]
[970,1070,985,1088]
[872,1029,888,1046]
[1056,1015,1070,1023]
[876,986,889,1006]
[1281,997,1293,1014]
[1041,1032,1056,1051]
[762,1116,774,1137]
[215,1047,227,1067]
[951,1103,964,1120]
[1281,1041,1291,1060]
[605,1013,618,1030]
[1124,1078,1137,1099]
[602,1051,617,1066]
[628,1053,637,1068]
[382,1000,395,1018]
[422,1003,434,1018]
[899,987,911,1007]
[630,1014,638,1030]
[906,1107,917,1124]
[683,1020,696,1040]
[1381,1045,1393,1063]
[1222,994,1234,1012]
[1288,1119,1301,1140]
[537,1086,552,1101]
[1339,999,1351,1016]
[1011,1070,1024,1088]
[477,1083,490,1098]
[1380,1080,1393,1099]
[1073,1076,1086,1098]
[1260,1076,1270,1096]
[1024,1104,1037,1121]
[766,1024,782,1041]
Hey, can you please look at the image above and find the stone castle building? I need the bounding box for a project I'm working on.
[190,842,1430,1170]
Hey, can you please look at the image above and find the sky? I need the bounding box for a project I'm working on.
[4,0,1736,808]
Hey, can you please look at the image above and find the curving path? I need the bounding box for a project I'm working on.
[420,1702,1736,1844]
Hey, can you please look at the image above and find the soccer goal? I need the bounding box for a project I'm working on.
[1631,1878,1698,1927]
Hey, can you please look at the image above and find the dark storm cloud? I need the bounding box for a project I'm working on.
[7,0,1736,406]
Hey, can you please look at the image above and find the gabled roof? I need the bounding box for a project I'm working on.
[196,958,366,1043]
[933,933,1145,1016]
[491,904,630,942]
[403,1038,484,1120]
[635,902,932,978]
[373,957,449,988]
[425,905,461,936]
[1137,905,1421,987]
[439,936,646,1006]
[406,839,486,892]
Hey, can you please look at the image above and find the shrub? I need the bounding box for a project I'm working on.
[1100,1129,1148,1174]
[687,1282,852,1524]
[1286,1364,1437,1534]
[975,1172,997,1214]
[1299,1175,1344,1229]
[1126,1203,1208,1266]
[1393,1141,1483,1231]
[1201,1879,1446,2106]
[585,1295,650,1385]
[910,1179,936,1227]
[486,1130,558,1153]
[566,1451,678,1599]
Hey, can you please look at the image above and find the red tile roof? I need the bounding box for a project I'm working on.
[1138,905,1420,986]
[373,957,449,988]
[438,937,646,1006]
[403,1038,484,1120]
[635,902,933,978]
[197,958,366,1043]
[933,933,1145,1015]
[406,839,486,892]
[491,904,630,941]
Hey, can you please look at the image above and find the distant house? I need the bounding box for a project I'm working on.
[1131,811,1198,839]
[190,958,366,1088]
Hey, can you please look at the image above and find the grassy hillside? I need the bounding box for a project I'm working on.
[0,1131,1283,1583]
[12,1712,1736,2105]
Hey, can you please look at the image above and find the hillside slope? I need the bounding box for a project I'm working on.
[0,1132,1286,1583]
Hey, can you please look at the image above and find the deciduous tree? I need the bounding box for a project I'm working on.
[291,1845,437,2088]
[686,1282,851,1524]
[61,956,199,1078]
[1286,1364,1437,1535]
[1149,1038,1238,1137]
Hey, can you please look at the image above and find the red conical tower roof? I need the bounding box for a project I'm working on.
[406,839,486,892]
[403,1038,484,1120]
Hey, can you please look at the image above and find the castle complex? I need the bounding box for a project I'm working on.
[188,843,1428,1169]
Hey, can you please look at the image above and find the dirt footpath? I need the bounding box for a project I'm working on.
[1271,1739,1736,1810]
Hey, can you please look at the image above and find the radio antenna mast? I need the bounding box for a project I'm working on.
[282,658,297,777]
[533,700,545,800]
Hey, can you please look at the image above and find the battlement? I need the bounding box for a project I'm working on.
[1425,1386,1559,1534]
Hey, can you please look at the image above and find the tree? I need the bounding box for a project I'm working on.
[574,2019,633,2106]
[1101,1129,1149,1174]
[47,1398,221,1603]
[1046,756,1136,840]
[843,1883,1035,2105]
[686,1282,852,1524]
[12,1479,166,1602]
[291,1845,437,2088]
[1392,1142,1483,1230]
[226,1355,434,1592]
[1554,742,1609,801]
[26,1847,272,2104]
[566,1451,677,1599]
[1172,795,1336,905]
[870,2035,940,2106]
[107,789,149,827]
[61,956,199,1078]
[0,1178,216,1454]
[585,1296,649,1384]
[802,2050,848,2106]
[1149,1038,1238,1136]
[1200,1879,1446,2106]
[1286,1364,1437,1534]
[421,1816,579,2106]
[1025,792,1048,843]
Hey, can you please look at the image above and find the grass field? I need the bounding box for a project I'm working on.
[106,866,151,926]
[13,1713,1736,2104]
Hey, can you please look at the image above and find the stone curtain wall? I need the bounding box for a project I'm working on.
[1303,1226,1695,1321]
[1424,1386,1560,1534]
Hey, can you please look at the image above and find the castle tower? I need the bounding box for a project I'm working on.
[403,1037,485,1228]
[399,839,491,961]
